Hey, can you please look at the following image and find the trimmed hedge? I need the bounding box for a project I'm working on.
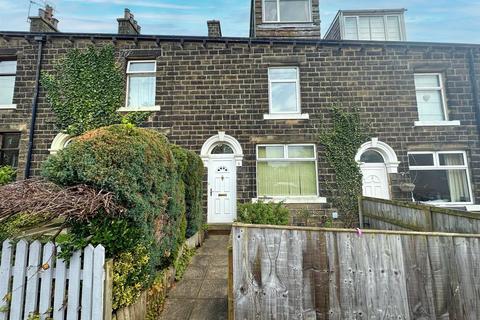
[0,166,16,186]
[42,124,193,309]
[237,201,290,225]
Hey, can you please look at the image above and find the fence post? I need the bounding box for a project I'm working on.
[103,259,114,320]
[358,196,364,228]
[228,235,234,320]
[424,207,434,232]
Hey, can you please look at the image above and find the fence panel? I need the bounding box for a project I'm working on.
[231,223,480,319]
[0,240,106,320]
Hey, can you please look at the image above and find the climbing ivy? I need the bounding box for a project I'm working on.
[41,45,149,136]
[319,106,370,227]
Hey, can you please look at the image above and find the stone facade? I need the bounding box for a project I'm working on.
[1,32,480,218]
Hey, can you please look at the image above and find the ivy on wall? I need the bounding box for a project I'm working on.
[41,45,149,136]
[319,106,370,227]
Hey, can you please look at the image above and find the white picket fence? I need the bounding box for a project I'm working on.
[0,240,106,320]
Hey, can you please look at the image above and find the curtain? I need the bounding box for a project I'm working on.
[257,161,316,196]
[128,75,155,108]
[444,154,470,202]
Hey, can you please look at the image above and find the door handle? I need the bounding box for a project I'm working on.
[210,188,212,196]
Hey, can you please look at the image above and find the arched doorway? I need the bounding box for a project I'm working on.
[201,132,243,223]
[356,138,400,200]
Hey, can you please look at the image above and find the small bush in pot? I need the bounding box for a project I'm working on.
[237,201,290,225]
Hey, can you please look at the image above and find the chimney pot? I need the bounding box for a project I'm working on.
[117,8,141,35]
[207,20,222,37]
[29,4,59,32]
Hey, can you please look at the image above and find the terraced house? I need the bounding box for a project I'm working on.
[1,0,480,224]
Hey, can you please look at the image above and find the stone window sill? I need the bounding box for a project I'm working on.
[465,205,480,212]
[263,113,309,120]
[252,197,327,204]
[118,106,160,112]
[414,120,460,126]
[0,104,17,110]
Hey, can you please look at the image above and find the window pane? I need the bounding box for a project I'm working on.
[415,74,440,88]
[408,154,434,166]
[128,61,155,73]
[0,150,19,167]
[439,153,465,166]
[2,133,20,148]
[258,146,284,158]
[386,16,401,40]
[0,76,15,105]
[344,17,358,40]
[288,145,314,158]
[416,90,445,121]
[279,0,310,22]
[257,161,317,196]
[360,150,384,163]
[271,82,298,113]
[358,17,371,40]
[412,169,471,203]
[127,75,155,107]
[269,68,297,80]
[369,16,386,40]
[0,61,17,74]
[264,0,278,21]
[211,144,234,154]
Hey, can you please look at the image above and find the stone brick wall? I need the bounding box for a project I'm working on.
[1,34,480,217]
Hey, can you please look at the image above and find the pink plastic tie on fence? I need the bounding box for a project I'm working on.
[356,228,363,236]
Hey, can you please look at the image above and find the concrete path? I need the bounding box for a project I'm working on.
[159,234,229,320]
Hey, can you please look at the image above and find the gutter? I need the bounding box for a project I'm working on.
[24,35,44,179]
[469,49,480,138]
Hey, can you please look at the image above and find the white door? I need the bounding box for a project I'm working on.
[361,163,390,199]
[208,157,237,223]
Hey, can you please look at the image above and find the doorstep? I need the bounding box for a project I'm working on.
[207,223,232,235]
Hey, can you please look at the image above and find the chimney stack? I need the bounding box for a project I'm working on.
[207,20,222,37]
[29,5,59,32]
[117,8,141,35]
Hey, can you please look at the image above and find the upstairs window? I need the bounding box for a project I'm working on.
[125,61,156,110]
[344,15,402,41]
[268,67,301,114]
[414,73,447,121]
[0,60,17,108]
[257,144,318,197]
[0,132,20,168]
[408,151,472,204]
[264,0,312,23]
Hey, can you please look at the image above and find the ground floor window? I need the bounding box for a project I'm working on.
[408,151,472,204]
[0,132,20,167]
[256,144,317,197]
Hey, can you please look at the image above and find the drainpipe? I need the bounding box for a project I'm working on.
[24,35,45,179]
[468,49,480,138]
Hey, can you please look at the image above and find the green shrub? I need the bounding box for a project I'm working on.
[41,124,186,309]
[171,145,204,238]
[237,201,290,225]
[0,166,16,186]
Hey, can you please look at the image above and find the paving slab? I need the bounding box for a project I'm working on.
[189,298,228,320]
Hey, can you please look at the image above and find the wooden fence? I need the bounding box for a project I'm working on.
[230,223,480,320]
[359,196,480,233]
[0,240,106,320]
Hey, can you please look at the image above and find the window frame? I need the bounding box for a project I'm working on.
[408,151,473,205]
[262,0,313,23]
[342,14,404,41]
[0,59,17,109]
[0,132,21,168]
[123,60,158,111]
[414,72,448,122]
[268,67,301,115]
[256,143,319,198]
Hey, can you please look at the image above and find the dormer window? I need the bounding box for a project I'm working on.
[263,0,312,23]
[344,15,402,41]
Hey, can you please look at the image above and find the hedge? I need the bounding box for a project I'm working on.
[41,124,194,309]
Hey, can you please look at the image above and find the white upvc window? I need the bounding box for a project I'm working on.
[263,0,312,23]
[268,67,301,115]
[343,15,403,41]
[408,151,473,205]
[414,73,448,122]
[0,60,17,109]
[256,144,318,198]
[123,60,158,111]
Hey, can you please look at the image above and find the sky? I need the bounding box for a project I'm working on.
[0,0,479,43]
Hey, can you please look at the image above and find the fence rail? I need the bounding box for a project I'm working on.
[231,223,480,319]
[359,196,480,233]
[0,240,105,320]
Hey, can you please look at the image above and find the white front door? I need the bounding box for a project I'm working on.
[361,163,390,199]
[208,157,237,223]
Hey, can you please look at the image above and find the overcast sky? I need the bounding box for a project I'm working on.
[0,0,479,43]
